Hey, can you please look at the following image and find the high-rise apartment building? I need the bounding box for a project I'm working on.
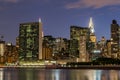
[111,20,120,56]
[19,20,43,61]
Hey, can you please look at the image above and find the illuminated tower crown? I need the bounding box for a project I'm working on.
[88,17,97,46]
[88,17,95,34]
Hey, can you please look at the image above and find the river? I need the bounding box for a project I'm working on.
[1,68,120,80]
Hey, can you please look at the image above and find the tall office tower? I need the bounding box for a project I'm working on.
[99,36,108,57]
[70,26,89,61]
[78,36,89,62]
[0,41,5,57]
[0,40,5,63]
[111,20,120,56]
[19,19,43,61]
[39,18,43,60]
[88,17,97,49]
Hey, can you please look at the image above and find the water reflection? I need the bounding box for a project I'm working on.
[96,70,101,80]
[109,70,118,80]
[4,68,18,80]
[37,69,45,80]
[26,69,34,80]
[0,68,3,80]
[69,70,99,80]
[51,70,60,80]
[1,68,120,80]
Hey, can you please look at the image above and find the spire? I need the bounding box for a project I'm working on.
[88,17,95,34]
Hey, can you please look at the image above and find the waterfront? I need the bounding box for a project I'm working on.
[0,68,120,80]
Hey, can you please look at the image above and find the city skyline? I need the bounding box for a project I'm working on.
[0,0,120,44]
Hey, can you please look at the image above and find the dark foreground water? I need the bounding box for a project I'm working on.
[1,68,120,80]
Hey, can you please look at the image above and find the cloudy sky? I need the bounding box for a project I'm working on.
[0,0,120,44]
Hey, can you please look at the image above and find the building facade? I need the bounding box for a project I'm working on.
[78,36,89,62]
[0,41,5,63]
[106,40,112,57]
[111,20,120,57]
[70,26,90,61]
[42,47,52,60]
[43,35,54,60]
[19,21,43,61]
[43,36,70,60]
[5,43,18,63]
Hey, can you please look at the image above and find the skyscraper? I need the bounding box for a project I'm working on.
[88,17,97,48]
[70,26,89,62]
[0,40,5,63]
[19,19,43,61]
[111,20,120,56]
[89,17,95,34]
[39,18,43,60]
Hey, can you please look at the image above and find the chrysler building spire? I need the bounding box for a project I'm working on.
[88,17,97,48]
[89,17,95,34]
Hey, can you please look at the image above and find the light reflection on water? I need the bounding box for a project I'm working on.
[0,68,3,80]
[0,68,120,80]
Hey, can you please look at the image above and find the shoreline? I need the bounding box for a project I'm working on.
[1,65,120,70]
[56,65,120,70]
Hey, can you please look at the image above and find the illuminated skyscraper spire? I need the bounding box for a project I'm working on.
[88,17,97,48]
[89,17,95,34]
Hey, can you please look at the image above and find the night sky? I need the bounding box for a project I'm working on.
[0,0,120,44]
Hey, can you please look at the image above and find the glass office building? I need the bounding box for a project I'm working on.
[111,20,120,54]
[70,26,90,57]
[19,22,39,61]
